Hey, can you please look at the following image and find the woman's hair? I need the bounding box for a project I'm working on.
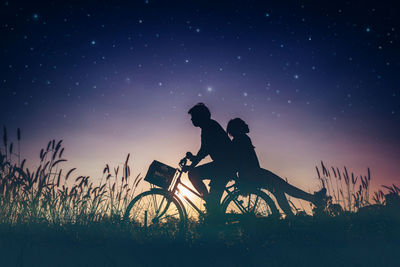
[226,118,249,136]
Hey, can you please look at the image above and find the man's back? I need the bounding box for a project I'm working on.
[199,119,233,164]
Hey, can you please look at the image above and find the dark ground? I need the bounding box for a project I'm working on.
[1,213,399,267]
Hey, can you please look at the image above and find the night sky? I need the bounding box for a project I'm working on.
[1,1,399,191]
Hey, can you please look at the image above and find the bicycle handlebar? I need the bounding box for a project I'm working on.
[186,152,194,160]
[179,152,195,169]
[179,157,188,168]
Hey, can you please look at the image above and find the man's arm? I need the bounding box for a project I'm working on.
[190,146,207,167]
[189,130,208,167]
[182,146,206,172]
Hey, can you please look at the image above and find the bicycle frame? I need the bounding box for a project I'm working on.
[160,164,239,217]
[124,159,279,230]
[142,159,276,225]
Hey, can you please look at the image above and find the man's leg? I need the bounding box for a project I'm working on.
[207,179,226,214]
[207,163,233,221]
[187,167,209,198]
[190,162,229,217]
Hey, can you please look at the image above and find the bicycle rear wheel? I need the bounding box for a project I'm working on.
[221,189,279,223]
[124,189,186,235]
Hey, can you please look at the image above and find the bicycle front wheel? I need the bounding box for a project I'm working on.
[124,189,186,235]
[221,189,279,223]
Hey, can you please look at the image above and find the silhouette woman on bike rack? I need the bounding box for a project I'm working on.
[226,117,327,217]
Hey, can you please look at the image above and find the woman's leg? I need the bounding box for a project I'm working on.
[262,169,315,203]
[273,190,294,217]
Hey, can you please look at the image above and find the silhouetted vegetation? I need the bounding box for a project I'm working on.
[0,127,142,226]
[0,127,399,266]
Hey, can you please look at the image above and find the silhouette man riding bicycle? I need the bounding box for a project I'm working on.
[182,103,236,220]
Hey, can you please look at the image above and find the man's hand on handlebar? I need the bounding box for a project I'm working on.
[179,152,197,172]
[181,165,194,173]
[185,152,195,161]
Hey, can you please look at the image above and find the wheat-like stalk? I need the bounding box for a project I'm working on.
[0,127,142,225]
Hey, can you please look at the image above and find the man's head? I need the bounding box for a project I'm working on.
[188,103,211,127]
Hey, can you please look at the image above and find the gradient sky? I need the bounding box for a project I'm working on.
[1,1,399,193]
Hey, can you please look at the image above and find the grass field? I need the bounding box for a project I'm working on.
[0,211,399,266]
[1,127,399,266]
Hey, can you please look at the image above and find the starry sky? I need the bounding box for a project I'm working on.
[1,1,399,191]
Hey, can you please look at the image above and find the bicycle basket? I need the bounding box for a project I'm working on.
[144,160,177,188]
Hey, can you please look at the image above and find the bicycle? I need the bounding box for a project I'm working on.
[123,157,279,235]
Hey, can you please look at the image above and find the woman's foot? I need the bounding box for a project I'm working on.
[313,188,327,208]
